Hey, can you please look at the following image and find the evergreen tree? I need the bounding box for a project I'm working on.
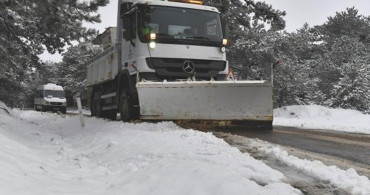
[0,0,108,106]
[203,0,286,78]
[317,7,370,44]
[58,42,102,106]
[324,36,370,111]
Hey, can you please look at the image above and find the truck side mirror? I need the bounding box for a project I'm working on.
[123,30,129,40]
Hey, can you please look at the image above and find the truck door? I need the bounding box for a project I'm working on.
[121,8,137,74]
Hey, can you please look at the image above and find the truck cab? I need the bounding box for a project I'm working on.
[120,0,228,81]
[86,0,273,130]
[34,83,67,114]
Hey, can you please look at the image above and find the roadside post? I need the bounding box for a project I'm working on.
[74,93,85,128]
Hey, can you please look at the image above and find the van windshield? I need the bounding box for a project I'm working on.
[44,90,65,98]
[138,5,223,47]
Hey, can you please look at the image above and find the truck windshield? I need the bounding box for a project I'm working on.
[138,5,223,47]
[44,90,65,98]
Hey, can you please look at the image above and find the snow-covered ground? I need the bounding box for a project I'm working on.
[274,105,370,134]
[0,105,300,195]
[246,139,370,195]
[67,107,91,115]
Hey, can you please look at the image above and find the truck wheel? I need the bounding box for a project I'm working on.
[61,108,67,114]
[41,106,46,112]
[92,91,102,117]
[119,89,132,122]
[34,105,39,111]
[259,121,273,131]
[104,110,117,120]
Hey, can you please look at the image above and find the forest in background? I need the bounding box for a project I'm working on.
[1,0,369,113]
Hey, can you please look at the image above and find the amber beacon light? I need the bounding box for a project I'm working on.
[168,0,203,5]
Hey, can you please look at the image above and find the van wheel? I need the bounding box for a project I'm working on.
[92,90,102,117]
[120,89,132,122]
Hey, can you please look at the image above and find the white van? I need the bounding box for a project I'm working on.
[34,83,67,114]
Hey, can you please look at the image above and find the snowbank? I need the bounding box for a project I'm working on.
[0,110,300,195]
[0,101,10,114]
[67,107,91,115]
[274,105,370,134]
[247,139,370,195]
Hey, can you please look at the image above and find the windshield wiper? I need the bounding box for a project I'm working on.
[191,36,211,40]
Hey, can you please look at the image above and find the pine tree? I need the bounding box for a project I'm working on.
[317,7,370,44]
[58,42,102,106]
[324,36,370,111]
[0,0,108,106]
[203,0,286,77]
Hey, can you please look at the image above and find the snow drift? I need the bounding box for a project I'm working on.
[0,101,10,114]
[247,139,370,195]
[274,105,370,134]
[0,107,300,195]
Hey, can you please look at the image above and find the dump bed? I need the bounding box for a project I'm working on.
[87,27,118,87]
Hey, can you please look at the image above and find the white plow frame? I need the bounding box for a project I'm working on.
[136,80,273,122]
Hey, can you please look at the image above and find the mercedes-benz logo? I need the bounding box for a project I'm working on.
[183,61,195,74]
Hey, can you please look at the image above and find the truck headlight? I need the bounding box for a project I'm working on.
[149,41,156,49]
[222,39,230,46]
[149,33,156,40]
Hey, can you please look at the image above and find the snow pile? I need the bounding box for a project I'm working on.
[248,139,370,195]
[0,110,300,195]
[274,105,370,134]
[0,101,11,114]
[68,107,91,115]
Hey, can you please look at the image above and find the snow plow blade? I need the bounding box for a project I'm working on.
[136,80,273,130]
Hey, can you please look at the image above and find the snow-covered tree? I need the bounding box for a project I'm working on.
[58,42,102,106]
[0,0,108,106]
[204,0,286,77]
[317,7,370,44]
[324,36,370,111]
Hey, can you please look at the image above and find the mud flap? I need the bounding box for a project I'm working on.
[136,80,273,125]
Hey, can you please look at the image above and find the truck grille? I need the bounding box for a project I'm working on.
[50,102,63,106]
[146,58,226,80]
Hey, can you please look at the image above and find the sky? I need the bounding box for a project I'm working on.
[262,0,370,32]
[39,0,370,62]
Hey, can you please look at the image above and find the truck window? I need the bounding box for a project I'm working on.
[138,5,223,47]
[206,19,219,36]
[169,25,193,36]
[122,10,137,42]
[130,11,137,40]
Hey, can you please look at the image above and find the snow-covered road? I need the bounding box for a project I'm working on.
[1,104,370,195]
[0,108,300,195]
[217,132,370,195]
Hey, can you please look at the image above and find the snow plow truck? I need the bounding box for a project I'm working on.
[86,0,273,130]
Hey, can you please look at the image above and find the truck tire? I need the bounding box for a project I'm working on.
[92,90,102,117]
[103,110,117,120]
[61,108,67,114]
[259,121,273,131]
[119,89,132,122]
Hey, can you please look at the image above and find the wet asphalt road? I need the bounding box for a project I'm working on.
[216,126,370,166]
